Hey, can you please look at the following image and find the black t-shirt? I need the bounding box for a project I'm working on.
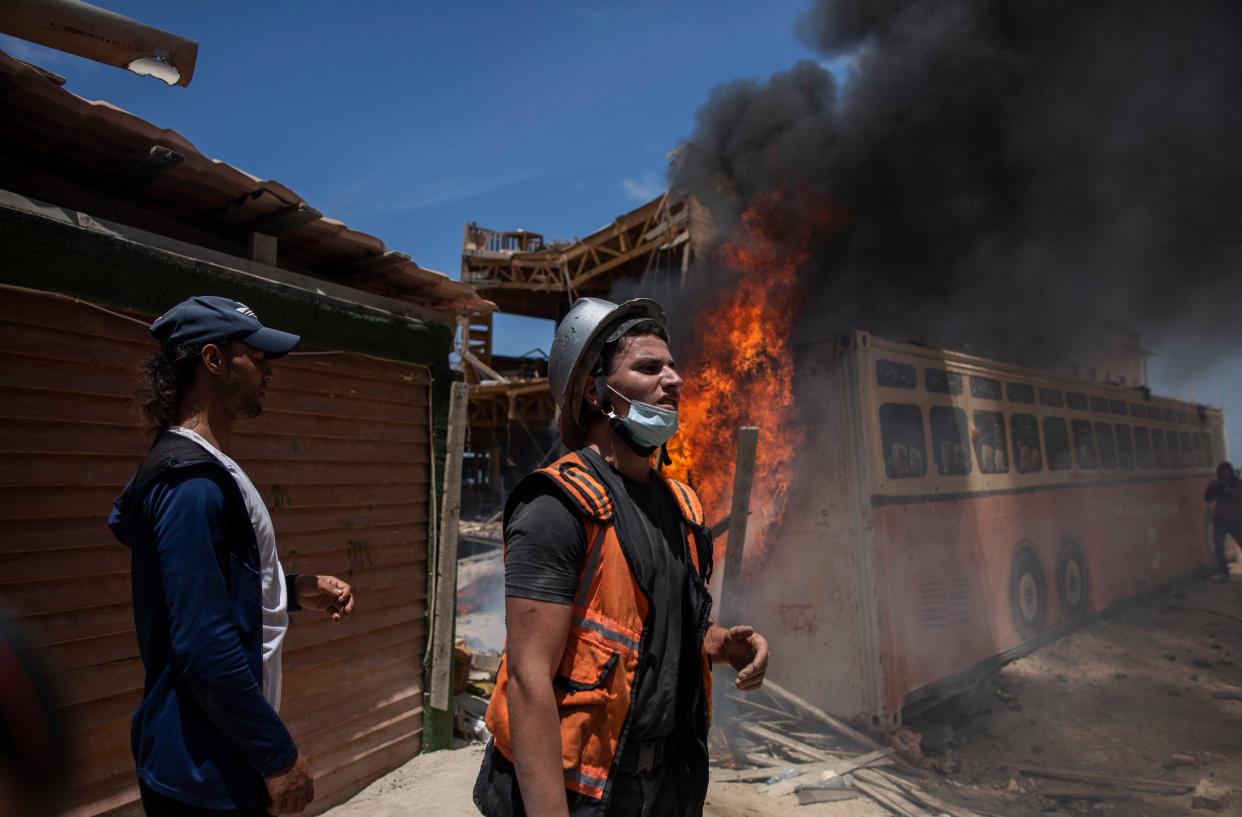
[504,464,689,740]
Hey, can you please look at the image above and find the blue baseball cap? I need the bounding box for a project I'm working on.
[150,296,301,358]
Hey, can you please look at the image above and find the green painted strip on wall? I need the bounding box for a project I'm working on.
[0,205,452,367]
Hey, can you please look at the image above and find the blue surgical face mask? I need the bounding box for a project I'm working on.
[604,384,679,449]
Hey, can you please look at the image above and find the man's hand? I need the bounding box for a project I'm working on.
[295,575,354,622]
[707,624,770,691]
[266,753,314,815]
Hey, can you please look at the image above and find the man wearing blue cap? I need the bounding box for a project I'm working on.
[110,296,356,816]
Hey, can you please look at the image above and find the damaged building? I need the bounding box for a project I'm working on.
[0,45,490,816]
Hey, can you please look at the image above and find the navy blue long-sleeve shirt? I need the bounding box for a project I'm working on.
[109,433,299,809]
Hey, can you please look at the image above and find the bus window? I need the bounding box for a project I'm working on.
[972,410,1009,473]
[1007,383,1035,404]
[1095,422,1118,470]
[970,376,1002,401]
[925,368,963,395]
[1152,429,1169,468]
[1091,396,1109,413]
[1066,392,1089,411]
[1044,417,1072,471]
[1040,387,1064,408]
[1011,413,1043,473]
[1167,430,1181,467]
[1110,400,1128,415]
[1133,427,1153,469]
[1071,420,1098,469]
[1193,432,1207,467]
[880,404,927,479]
[930,407,971,475]
[1115,425,1135,471]
[1179,431,1193,468]
[1130,402,1147,416]
[876,359,917,389]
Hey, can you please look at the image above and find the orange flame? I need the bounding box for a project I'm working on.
[667,192,824,571]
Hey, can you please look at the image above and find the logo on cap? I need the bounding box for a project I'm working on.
[234,302,257,318]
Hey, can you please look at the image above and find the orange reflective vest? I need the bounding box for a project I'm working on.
[484,450,714,806]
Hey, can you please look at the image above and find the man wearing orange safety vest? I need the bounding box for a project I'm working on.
[474,298,770,817]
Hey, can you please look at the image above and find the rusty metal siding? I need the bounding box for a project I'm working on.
[0,287,430,816]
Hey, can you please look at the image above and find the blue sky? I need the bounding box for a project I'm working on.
[1,0,816,356]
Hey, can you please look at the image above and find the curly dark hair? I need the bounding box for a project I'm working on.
[134,342,204,436]
[580,319,671,423]
[597,318,670,377]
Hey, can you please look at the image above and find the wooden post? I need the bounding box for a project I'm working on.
[719,426,759,626]
[246,232,277,266]
[425,381,469,749]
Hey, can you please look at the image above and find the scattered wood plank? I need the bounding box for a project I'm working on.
[765,748,895,797]
[1016,765,1193,794]
[712,765,792,783]
[763,681,924,775]
[789,731,844,746]
[739,722,835,762]
[798,788,860,805]
[763,681,881,750]
[853,778,934,817]
[861,769,984,817]
[726,695,804,723]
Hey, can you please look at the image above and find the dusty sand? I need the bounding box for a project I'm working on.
[320,739,885,817]
[326,568,1242,817]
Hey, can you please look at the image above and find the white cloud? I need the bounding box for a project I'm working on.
[620,170,665,203]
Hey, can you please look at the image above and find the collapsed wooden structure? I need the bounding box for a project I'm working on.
[457,192,704,513]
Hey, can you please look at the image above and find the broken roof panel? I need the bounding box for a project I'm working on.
[0,49,492,316]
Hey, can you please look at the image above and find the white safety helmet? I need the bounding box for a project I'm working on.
[548,297,666,448]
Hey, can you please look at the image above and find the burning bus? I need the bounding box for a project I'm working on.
[698,328,1224,729]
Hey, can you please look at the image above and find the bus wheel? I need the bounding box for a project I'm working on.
[1009,543,1048,639]
[1057,537,1090,620]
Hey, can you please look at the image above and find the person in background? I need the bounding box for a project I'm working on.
[109,297,356,816]
[1204,461,1242,581]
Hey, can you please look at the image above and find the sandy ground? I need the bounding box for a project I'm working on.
[326,567,1242,817]
[321,740,889,817]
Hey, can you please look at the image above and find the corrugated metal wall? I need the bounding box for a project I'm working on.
[0,287,431,816]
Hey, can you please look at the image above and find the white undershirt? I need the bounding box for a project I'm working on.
[169,426,288,711]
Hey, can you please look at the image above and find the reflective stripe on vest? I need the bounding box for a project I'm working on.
[484,451,712,805]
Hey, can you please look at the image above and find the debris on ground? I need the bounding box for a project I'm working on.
[1193,779,1232,812]
[707,680,988,815]
[458,517,503,553]
[452,645,502,743]
[324,571,1242,817]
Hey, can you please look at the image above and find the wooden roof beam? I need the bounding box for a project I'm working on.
[337,249,411,283]
[248,201,322,235]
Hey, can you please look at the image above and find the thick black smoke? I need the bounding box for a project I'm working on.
[671,1,1242,370]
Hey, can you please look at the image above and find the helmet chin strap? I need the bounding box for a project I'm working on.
[595,374,658,458]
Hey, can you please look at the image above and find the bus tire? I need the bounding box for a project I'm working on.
[1057,537,1090,620]
[1009,543,1048,639]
